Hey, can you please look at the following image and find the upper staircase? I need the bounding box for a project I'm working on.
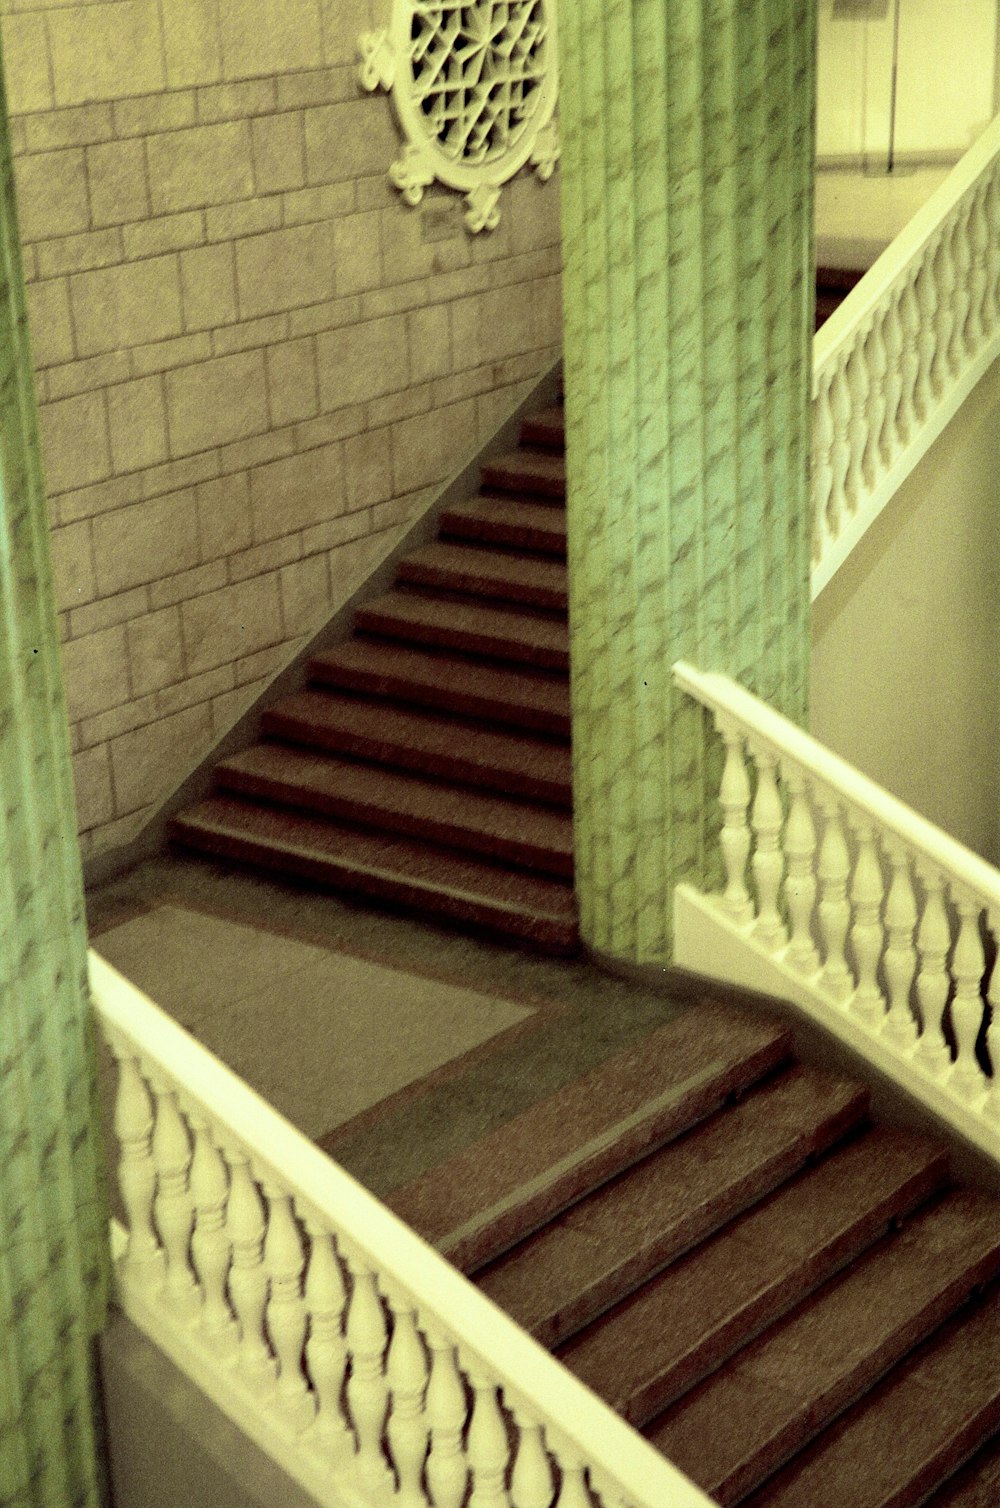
[170,400,578,953]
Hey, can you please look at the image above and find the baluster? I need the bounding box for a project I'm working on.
[899,270,922,433]
[881,287,905,460]
[882,842,919,1049]
[817,795,852,1004]
[749,745,786,951]
[915,258,939,410]
[343,1248,391,1487]
[844,341,870,509]
[385,1285,429,1507]
[552,1456,591,1508]
[952,199,974,362]
[262,1183,311,1428]
[948,886,988,1102]
[224,1148,275,1392]
[812,367,836,560]
[829,353,853,525]
[302,1217,351,1450]
[111,1049,163,1290]
[983,908,1000,1120]
[717,719,753,925]
[466,1366,511,1508]
[150,1079,198,1319]
[914,868,953,1076]
[510,1402,554,1508]
[864,313,889,485]
[848,820,886,1027]
[967,181,990,350]
[424,1327,469,1508]
[782,766,818,976]
[931,228,955,393]
[983,170,1000,334]
[188,1113,236,1353]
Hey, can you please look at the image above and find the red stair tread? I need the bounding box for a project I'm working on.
[473,1066,870,1348]
[481,446,566,498]
[309,640,570,736]
[397,542,567,612]
[355,590,569,670]
[262,690,572,806]
[169,796,578,950]
[440,495,567,555]
[644,1191,1000,1506]
[385,1003,792,1273]
[215,744,574,877]
[520,403,565,449]
[557,1126,948,1426]
[921,1435,1000,1507]
[744,1287,1000,1508]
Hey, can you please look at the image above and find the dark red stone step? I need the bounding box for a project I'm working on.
[439,495,567,556]
[214,744,574,877]
[474,1066,871,1348]
[481,447,566,499]
[558,1125,948,1427]
[644,1191,1000,1506]
[396,542,568,613]
[921,1433,1000,1507]
[309,640,570,736]
[169,796,579,951]
[385,1003,793,1273]
[744,1286,1000,1508]
[262,690,572,806]
[520,404,565,450]
[355,590,569,671]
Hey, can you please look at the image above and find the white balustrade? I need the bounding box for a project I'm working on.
[90,952,715,1508]
[812,113,1000,598]
[674,660,1000,1170]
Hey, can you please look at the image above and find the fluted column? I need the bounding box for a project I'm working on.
[560,0,815,961]
[0,37,108,1507]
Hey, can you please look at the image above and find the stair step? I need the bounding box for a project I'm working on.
[439,495,567,556]
[215,744,575,877]
[262,691,572,806]
[481,447,566,499]
[396,542,568,613]
[744,1285,1000,1508]
[520,404,565,450]
[385,1003,793,1273]
[169,796,579,951]
[644,1191,1000,1506]
[922,1433,1000,1507]
[309,640,570,736]
[355,590,569,671]
[557,1125,948,1426]
[474,1065,870,1348]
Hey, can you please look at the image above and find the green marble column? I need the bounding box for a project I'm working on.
[0,44,109,1508]
[559,0,816,962]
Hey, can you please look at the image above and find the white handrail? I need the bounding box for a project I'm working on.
[811,113,1000,598]
[673,659,1000,1168]
[90,949,717,1508]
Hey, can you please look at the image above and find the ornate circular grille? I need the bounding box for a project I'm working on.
[359,0,558,232]
[409,2,548,165]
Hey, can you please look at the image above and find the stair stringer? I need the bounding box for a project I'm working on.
[84,359,563,889]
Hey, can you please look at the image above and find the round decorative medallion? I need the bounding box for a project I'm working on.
[359,2,559,232]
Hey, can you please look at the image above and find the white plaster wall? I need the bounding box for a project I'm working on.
[811,357,1000,866]
[818,0,999,165]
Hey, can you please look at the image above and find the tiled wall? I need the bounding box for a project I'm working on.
[0,0,562,859]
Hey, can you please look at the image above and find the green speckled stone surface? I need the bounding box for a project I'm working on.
[559,0,816,962]
[0,42,109,1508]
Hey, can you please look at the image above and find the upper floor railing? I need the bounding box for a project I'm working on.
[90,950,717,1508]
[811,113,1000,598]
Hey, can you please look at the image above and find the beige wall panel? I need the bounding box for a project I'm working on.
[48,1,165,106]
[162,0,223,89]
[165,350,269,454]
[92,490,200,596]
[147,120,254,215]
[39,388,110,492]
[71,258,183,358]
[217,0,322,79]
[235,221,338,317]
[1,13,54,115]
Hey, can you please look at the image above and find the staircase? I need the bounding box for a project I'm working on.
[384,999,1000,1507]
[169,400,577,953]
